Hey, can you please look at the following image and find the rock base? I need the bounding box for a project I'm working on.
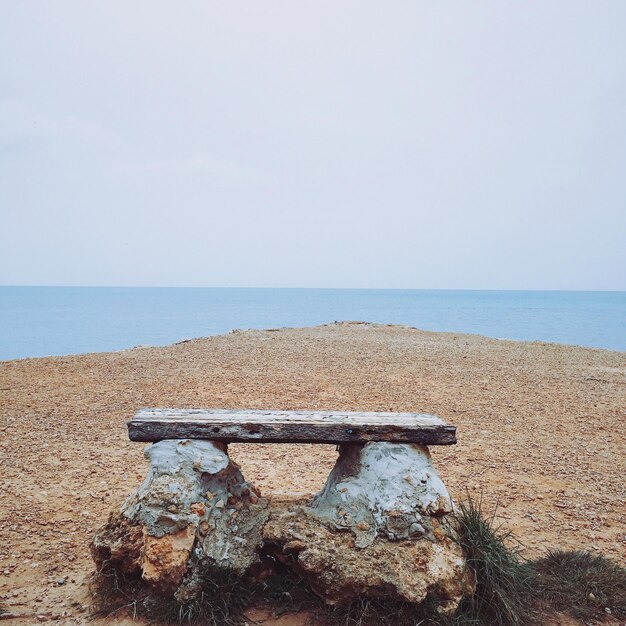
[91,439,472,613]
[91,439,269,593]
[263,442,471,611]
[264,509,469,612]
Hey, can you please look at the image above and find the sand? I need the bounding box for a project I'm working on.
[0,322,624,624]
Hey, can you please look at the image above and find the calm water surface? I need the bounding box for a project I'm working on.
[1,287,624,360]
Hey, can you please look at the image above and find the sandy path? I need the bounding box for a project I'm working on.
[0,323,624,624]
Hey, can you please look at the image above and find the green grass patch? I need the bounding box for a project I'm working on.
[533,549,626,622]
[452,495,535,625]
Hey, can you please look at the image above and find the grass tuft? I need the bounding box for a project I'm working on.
[532,549,626,621]
[91,561,256,625]
[143,567,254,625]
[89,561,145,620]
[323,595,443,626]
[452,494,534,625]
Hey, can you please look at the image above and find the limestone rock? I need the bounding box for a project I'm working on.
[91,439,269,592]
[122,439,230,537]
[262,442,470,612]
[264,510,470,611]
[309,442,452,548]
[141,525,196,587]
[90,511,143,575]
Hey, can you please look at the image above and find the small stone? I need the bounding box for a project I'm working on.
[190,503,206,516]
[215,499,225,509]
[605,607,612,614]
[56,577,66,586]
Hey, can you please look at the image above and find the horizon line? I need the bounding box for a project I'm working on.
[1,284,625,293]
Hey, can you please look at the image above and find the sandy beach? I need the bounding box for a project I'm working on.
[0,322,624,624]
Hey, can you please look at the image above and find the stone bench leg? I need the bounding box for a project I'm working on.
[263,442,471,612]
[91,439,269,598]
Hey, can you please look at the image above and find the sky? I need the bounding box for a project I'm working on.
[1,1,625,290]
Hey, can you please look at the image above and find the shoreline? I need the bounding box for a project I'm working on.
[2,320,625,364]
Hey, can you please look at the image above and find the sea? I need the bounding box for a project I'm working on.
[0,287,624,361]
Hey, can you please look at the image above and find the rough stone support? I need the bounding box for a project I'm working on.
[309,442,453,547]
[91,439,269,593]
[91,439,471,613]
[263,442,471,611]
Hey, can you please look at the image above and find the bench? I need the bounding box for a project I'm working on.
[92,407,464,605]
[127,408,457,445]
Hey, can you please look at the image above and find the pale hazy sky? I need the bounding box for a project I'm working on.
[1,2,625,289]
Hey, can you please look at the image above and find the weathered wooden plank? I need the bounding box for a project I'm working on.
[127,408,457,445]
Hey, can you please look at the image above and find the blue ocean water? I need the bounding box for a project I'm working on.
[0,287,624,361]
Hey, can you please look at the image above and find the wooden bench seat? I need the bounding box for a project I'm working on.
[127,408,456,445]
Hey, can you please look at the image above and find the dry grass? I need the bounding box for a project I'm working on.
[533,550,626,622]
[90,562,254,625]
[452,495,535,625]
